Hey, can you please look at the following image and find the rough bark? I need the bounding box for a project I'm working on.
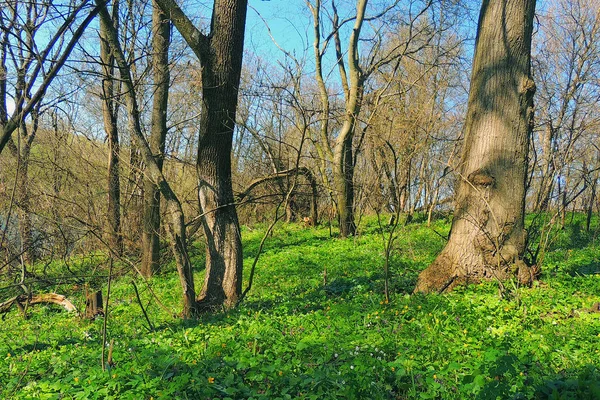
[195,0,247,310]
[415,0,538,293]
[141,1,171,277]
[84,289,104,319]
[99,1,123,255]
[155,0,247,310]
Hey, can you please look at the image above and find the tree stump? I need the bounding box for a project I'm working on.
[85,290,104,319]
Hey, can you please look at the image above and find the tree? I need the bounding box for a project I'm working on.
[308,0,435,237]
[530,0,600,218]
[0,0,103,155]
[155,0,248,309]
[415,0,538,293]
[97,0,197,317]
[234,54,318,225]
[0,0,105,266]
[141,0,171,277]
[99,0,123,255]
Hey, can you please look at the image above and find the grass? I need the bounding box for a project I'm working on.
[1,215,600,399]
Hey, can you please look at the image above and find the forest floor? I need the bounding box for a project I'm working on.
[1,214,600,399]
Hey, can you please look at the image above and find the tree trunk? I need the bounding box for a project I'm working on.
[334,134,357,237]
[195,4,247,308]
[99,2,123,256]
[309,0,368,238]
[415,0,537,293]
[15,136,34,265]
[141,1,171,277]
[330,0,368,238]
[97,1,196,317]
[586,177,596,233]
[7,120,38,265]
[154,0,248,311]
[196,89,244,310]
[534,123,555,212]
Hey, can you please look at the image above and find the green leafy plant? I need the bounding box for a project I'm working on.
[1,215,600,399]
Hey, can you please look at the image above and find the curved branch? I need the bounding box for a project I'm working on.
[238,167,318,223]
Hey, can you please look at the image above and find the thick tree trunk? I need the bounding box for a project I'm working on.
[415,0,537,293]
[141,2,170,278]
[195,3,246,308]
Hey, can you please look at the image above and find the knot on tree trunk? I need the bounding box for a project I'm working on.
[468,169,495,188]
[519,76,536,97]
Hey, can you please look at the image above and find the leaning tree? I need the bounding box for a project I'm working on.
[415,0,538,292]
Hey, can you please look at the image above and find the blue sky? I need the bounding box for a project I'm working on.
[246,0,311,57]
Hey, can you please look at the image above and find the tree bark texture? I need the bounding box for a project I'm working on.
[194,0,247,310]
[141,1,171,277]
[154,0,248,310]
[415,0,537,293]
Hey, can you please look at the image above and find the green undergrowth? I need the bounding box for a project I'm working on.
[1,215,600,399]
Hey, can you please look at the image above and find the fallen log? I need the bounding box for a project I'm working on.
[0,293,78,314]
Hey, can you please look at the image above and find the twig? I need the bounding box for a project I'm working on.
[131,279,154,332]
[101,258,113,372]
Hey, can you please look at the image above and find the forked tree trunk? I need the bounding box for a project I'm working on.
[154,0,248,311]
[415,0,538,293]
[194,0,247,310]
[141,1,170,277]
[309,0,369,238]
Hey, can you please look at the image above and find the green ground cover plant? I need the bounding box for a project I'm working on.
[1,215,600,399]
